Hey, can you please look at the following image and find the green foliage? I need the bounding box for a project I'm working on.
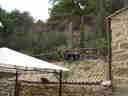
[0,8,34,50]
[95,38,108,56]
[49,0,125,50]
[95,38,107,49]
[49,0,97,20]
[63,71,71,80]
[0,0,126,60]
[49,0,124,20]
[56,46,66,59]
[79,22,85,48]
[39,46,66,61]
[39,31,67,51]
[111,0,124,12]
[0,7,69,57]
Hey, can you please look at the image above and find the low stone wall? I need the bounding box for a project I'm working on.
[0,79,112,96]
[19,82,112,96]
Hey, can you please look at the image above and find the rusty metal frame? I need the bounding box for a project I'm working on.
[0,65,64,96]
[59,70,63,96]
[106,17,112,88]
[107,17,112,81]
[13,68,63,96]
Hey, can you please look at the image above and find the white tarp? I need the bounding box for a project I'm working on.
[0,47,69,71]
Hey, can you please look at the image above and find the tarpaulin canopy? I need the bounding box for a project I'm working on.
[0,47,69,71]
[0,47,68,96]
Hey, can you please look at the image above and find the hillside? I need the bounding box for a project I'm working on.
[55,59,107,82]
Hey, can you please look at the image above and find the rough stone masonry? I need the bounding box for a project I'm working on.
[110,8,128,88]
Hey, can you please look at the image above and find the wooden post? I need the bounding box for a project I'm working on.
[59,70,63,96]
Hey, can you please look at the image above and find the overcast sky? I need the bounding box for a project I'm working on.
[0,0,51,21]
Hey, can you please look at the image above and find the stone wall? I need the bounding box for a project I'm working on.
[0,59,109,96]
[111,9,128,87]
[19,82,112,96]
[0,59,111,96]
[0,78,14,96]
[0,80,112,96]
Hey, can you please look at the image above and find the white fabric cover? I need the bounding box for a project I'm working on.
[0,47,69,71]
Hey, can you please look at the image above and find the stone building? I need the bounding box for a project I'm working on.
[107,7,128,95]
